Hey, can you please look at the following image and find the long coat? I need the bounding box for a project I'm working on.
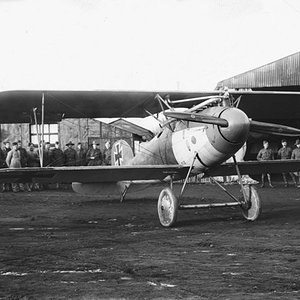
[27,149,40,167]
[64,148,77,166]
[6,149,22,168]
[51,148,64,167]
[76,148,86,166]
[86,148,102,166]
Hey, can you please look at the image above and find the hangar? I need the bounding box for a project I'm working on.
[0,118,151,155]
[216,51,300,159]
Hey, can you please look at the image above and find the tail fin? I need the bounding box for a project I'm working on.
[111,139,134,166]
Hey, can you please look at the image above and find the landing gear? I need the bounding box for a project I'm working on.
[240,185,261,221]
[156,154,262,227]
[157,187,178,227]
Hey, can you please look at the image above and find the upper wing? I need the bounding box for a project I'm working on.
[0,90,214,123]
[0,165,189,184]
[2,89,300,123]
[205,160,300,177]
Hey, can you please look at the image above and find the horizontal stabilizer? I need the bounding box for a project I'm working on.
[250,120,300,136]
[164,111,228,127]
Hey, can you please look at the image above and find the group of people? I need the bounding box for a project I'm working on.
[0,140,112,192]
[257,138,300,188]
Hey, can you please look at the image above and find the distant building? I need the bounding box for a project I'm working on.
[109,118,154,141]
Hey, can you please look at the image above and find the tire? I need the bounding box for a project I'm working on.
[241,185,262,221]
[157,187,178,227]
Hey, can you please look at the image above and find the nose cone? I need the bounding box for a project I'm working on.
[218,108,250,144]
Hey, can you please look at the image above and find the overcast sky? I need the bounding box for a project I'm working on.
[0,0,300,92]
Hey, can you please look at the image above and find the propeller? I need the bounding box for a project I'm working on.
[164,111,229,127]
[165,111,300,136]
[250,120,300,136]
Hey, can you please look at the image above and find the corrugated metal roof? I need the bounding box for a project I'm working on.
[216,52,300,89]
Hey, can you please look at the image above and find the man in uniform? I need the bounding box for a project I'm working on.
[64,141,77,166]
[6,142,22,192]
[103,140,111,165]
[17,140,28,167]
[17,140,30,191]
[76,142,86,166]
[277,139,297,187]
[86,141,102,166]
[291,139,300,187]
[51,142,64,167]
[27,143,40,167]
[27,142,40,191]
[0,146,5,192]
[42,142,52,167]
[257,140,274,188]
[2,141,11,191]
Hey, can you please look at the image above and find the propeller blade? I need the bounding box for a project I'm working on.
[250,120,300,136]
[164,111,228,127]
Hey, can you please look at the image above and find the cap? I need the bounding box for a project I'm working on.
[263,140,269,144]
[12,142,18,146]
[281,139,287,143]
[66,141,74,146]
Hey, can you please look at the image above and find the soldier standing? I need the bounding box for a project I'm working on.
[42,142,52,167]
[86,141,102,166]
[17,140,28,167]
[2,141,11,191]
[6,142,22,192]
[257,140,274,188]
[17,140,30,191]
[0,147,5,192]
[291,139,300,187]
[76,142,86,166]
[103,140,111,165]
[51,142,64,167]
[64,142,77,166]
[27,142,40,191]
[27,143,40,167]
[277,139,297,187]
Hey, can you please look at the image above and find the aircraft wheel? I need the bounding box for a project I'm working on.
[157,187,178,227]
[241,185,261,221]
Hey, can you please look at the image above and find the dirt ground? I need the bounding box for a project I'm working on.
[0,182,299,300]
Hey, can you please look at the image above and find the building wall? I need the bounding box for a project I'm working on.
[0,118,135,152]
[0,123,30,147]
[59,118,133,152]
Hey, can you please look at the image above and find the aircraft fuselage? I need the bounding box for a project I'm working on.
[131,106,250,172]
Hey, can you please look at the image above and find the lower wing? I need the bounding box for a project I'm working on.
[0,165,189,184]
[205,160,300,177]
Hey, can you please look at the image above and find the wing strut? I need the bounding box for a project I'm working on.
[33,107,43,167]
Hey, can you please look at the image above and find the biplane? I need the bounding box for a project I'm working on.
[0,89,300,227]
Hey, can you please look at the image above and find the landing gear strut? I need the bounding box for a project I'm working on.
[156,154,261,227]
